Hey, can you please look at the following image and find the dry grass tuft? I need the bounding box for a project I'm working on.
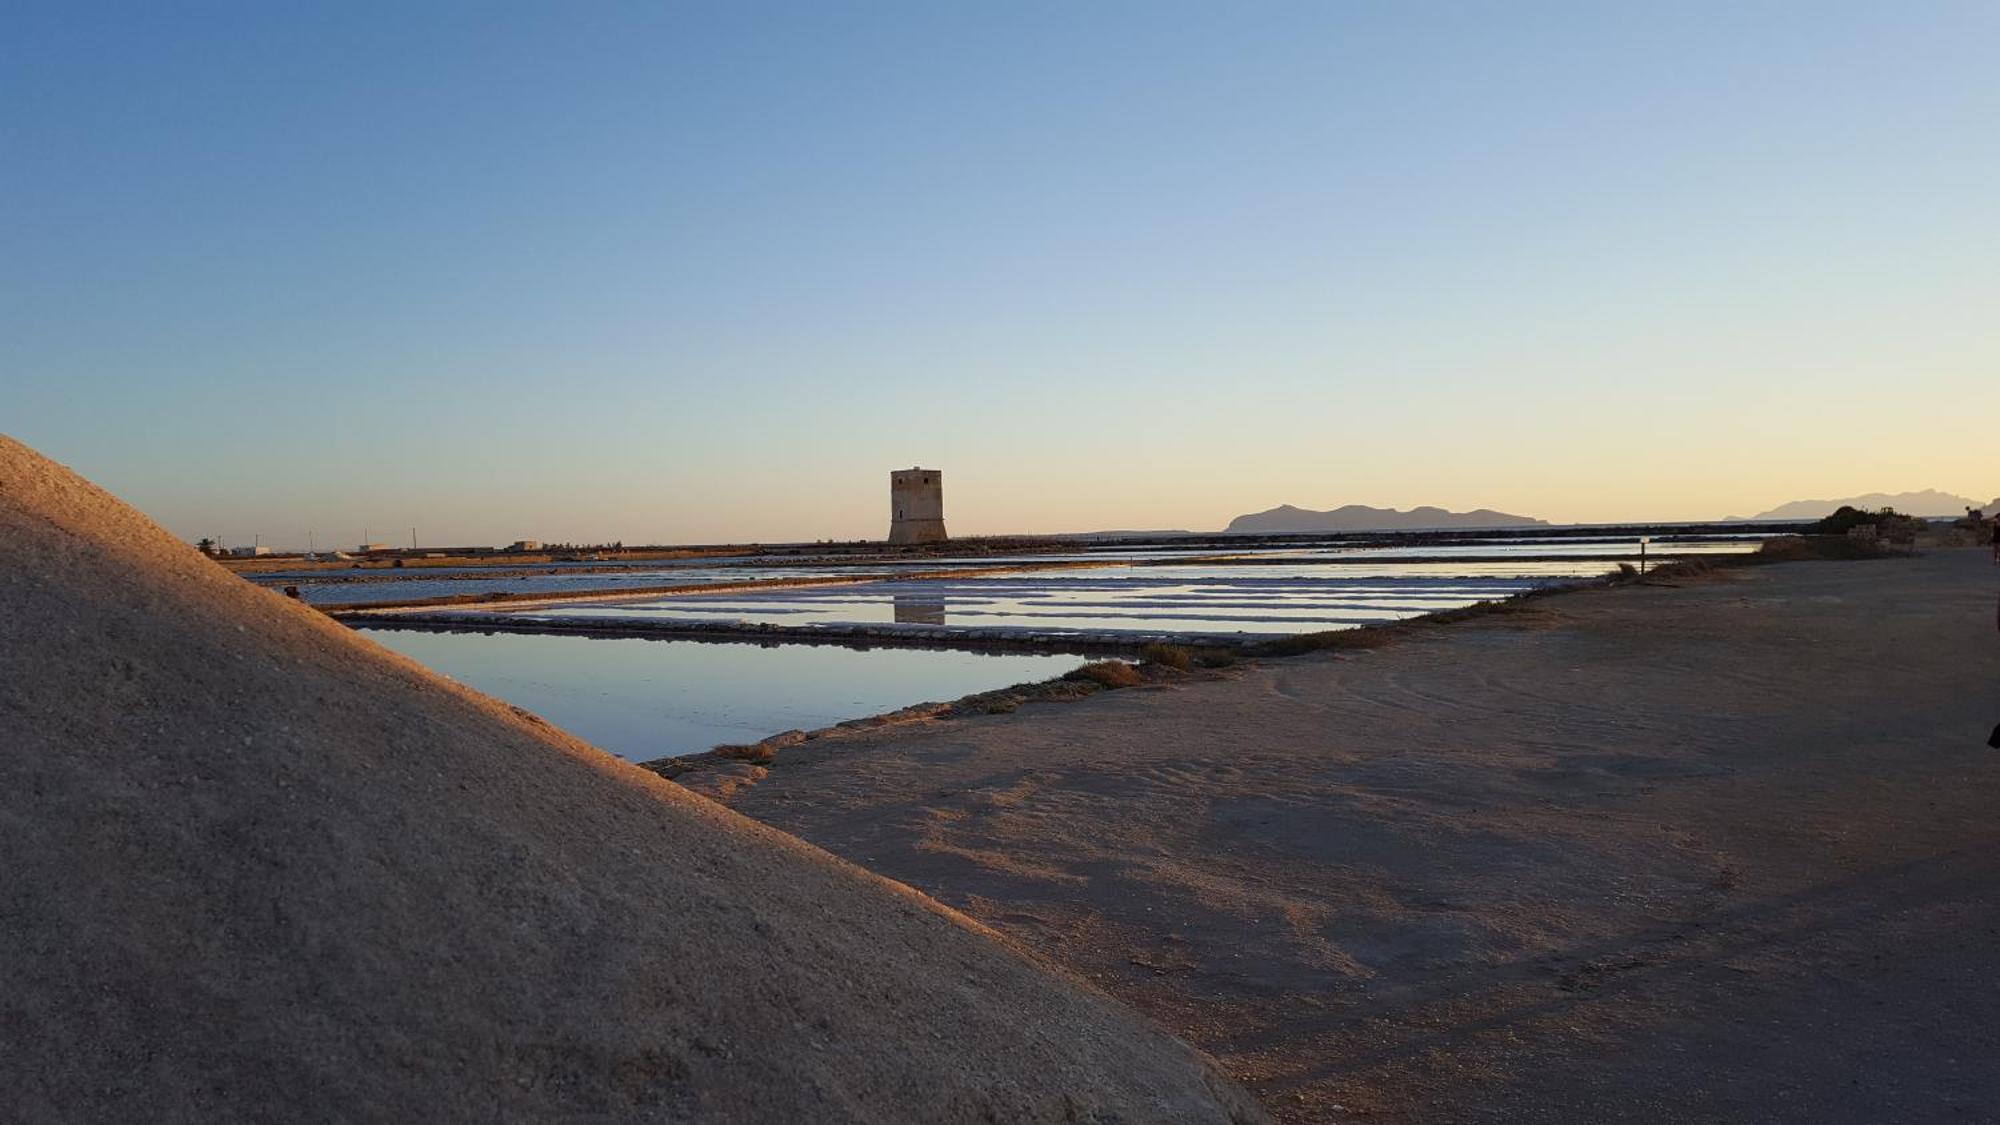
[1138,642,1194,671]
[1066,661,1146,689]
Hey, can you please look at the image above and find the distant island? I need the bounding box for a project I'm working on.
[1224,503,1548,534]
[1733,490,1989,521]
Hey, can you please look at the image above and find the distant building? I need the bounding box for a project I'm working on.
[228,545,272,557]
[356,543,391,554]
[888,467,948,545]
[509,540,541,552]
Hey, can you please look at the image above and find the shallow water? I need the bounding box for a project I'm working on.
[502,574,1557,638]
[1273,538,1761,560]
[272,534,1760,606]
[363,629,1077,759]
[343,538,1754,757]
[286,564,892,605]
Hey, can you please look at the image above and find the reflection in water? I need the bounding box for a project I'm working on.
[529,570,1580,638]
[893,591,948,626]
[364,629,1075,760]
[270,537,1759,607]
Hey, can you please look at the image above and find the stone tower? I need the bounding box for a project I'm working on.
[887,468,947,545]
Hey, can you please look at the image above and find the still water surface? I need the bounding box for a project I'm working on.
[513,570,1580,638]
[366,629,1078,760]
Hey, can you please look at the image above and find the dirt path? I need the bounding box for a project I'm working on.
[726,551,2000,1122]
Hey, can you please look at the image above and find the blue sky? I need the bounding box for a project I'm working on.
[3,2,1995,546]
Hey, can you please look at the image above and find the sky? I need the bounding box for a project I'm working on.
[3,2,1995,547]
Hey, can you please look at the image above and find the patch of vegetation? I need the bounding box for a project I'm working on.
[1138,642,1193,671]
[1803,505,1927,545]
[1754,535,1898,562]
[712,742,777,765]
[1065,660,1146,689]
[1806,505,1895,536]
[1191,647,1238,668]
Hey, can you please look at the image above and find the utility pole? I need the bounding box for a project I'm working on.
[410,527,417,550]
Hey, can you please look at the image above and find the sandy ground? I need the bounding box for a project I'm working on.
[726,550,2000,1123]
[1,435,1263,1123]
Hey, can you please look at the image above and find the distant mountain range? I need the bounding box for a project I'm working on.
[1223,504,1548,534]
[1733,490,1991,521]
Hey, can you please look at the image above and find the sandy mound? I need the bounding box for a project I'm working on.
[0,436,1263,1124]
